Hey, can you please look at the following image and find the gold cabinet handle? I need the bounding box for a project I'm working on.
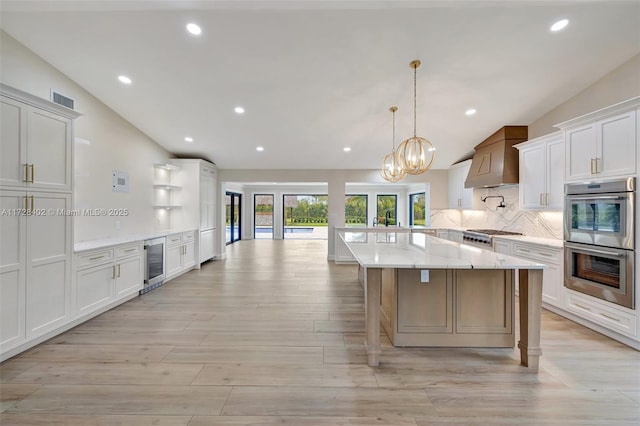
[112,265,117,279]
[24,195,28,211]
[590,158,596,175]
[595,157,600,174]
[29,164,34,183]
[539,193,543,206]
[23,164,29,182]
[574,302,591,312]
[545,193,549,207]
[89,255,104,261]
[117,264,121,278]
[30,195,34,211]
[124,248,136,253]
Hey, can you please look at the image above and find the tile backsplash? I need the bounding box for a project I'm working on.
[431,185,563,240]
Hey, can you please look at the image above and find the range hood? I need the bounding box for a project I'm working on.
[464,126,528,188]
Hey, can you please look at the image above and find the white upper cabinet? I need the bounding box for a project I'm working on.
[558,99,638,182]
[516,132,564,210]
[1,86,79,191]
[448,160,473,209]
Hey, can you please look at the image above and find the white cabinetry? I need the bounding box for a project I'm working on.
[1,90,74,191]
[558,101,638,182]
[199,163,217,263]
[516,132,564,210]
[447,230,463,244]
[1,190,72,351]
[1,85,78,361]
[565,290,637,338]
[448,160,473,209]
[166,231,196,280]
[153,163,181,210]
[75,242,143,317]
[511,242,562,308]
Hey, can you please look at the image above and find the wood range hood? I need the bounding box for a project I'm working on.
[464,126,528,188]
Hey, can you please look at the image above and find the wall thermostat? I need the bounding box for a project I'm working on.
[112,170,129,193]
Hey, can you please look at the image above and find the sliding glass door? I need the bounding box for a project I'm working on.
[226,191,241,244]
[283,194,328,239]
[254,194,274,239]
[410,192,426,226]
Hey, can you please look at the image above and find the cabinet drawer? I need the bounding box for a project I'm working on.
[115,242,143,259]
[166,233,183,246]
[182,232,195,242]
[76,249,113,268]
[512,243,560,265]
[565,292,637,337]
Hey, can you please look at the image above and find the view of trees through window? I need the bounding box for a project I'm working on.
[376,195,397,226]
[254,194,274,239]
[283,195,328,226]
[345,195,367,226]
[410,192,426,226]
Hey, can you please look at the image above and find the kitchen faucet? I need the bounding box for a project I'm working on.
[385,210,391,227]
[481,195,506,210]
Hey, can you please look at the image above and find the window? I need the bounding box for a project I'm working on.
[282,194,328,239]
[254,194,274,239]
[410,192,426,226]
[376,194,397,226]
[345,194,367,227]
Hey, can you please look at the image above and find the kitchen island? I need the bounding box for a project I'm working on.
[339,231,546,369]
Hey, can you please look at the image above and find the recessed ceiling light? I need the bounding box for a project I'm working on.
[344,147,351,152]
[550,19,569,32]
[186,23,202,36]
[184,136,194,143]
[256,146,264,152]
[118,75,132,85]
[235,106,245,114]
[465,108,477,116]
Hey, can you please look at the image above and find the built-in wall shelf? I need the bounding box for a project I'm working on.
[153,163,180,171]
[153,184,181,190]
[152,205,181,210]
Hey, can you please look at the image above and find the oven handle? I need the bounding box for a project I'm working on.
[565,243,625,258]
[567,195,625,201]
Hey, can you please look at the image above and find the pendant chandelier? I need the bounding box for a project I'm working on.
[380,106,406,183]
[397,60,435,175]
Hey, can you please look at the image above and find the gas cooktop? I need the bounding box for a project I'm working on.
[465,229,523,236]
[462,229,523,246]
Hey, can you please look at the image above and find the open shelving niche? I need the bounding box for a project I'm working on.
[153,164,181,232]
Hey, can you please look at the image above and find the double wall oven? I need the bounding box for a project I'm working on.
[564,178,635,309]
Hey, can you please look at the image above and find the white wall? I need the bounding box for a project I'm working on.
[0,31,173,243]
[529,53,640,139]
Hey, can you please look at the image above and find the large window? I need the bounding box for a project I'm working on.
[345,194,367,227]
[283,194,328,239]
[410,192,426,226]
[226,192,241,244]
[254,194,274,239]
[376,194,397,226]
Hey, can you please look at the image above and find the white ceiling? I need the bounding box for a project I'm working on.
[1,1,639,170]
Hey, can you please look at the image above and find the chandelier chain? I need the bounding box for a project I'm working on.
[413,63,417,137]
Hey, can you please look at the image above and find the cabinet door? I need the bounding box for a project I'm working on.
[546,138,565,209]
[397,269,453,333]
[459,161,473,209]
[166,244,183,277]
[183,242,196,270]
[519,144,545,209]
[115,255,143,298]
[566,124,597,181]
[598,111,637,178]
[25,192,71,337]
[542,263,562,307]
[200,229,215,263]
[27,107,72,191]
[449,230,463,243]
[0,191,26,350]
[199,171,208,231]
[0,96,27,188]
[447,167,460,209]
[76,263,113,316]
[455,269,513,334]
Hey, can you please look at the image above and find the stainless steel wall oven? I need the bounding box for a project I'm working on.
[564,178,635,309]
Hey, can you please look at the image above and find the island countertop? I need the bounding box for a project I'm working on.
[339,231,545,270]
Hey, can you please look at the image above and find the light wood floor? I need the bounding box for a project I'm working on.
[2,239,639,425]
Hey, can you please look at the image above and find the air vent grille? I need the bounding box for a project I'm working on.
[52,91,75,110]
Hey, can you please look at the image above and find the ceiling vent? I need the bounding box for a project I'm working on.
[51,90,75,110]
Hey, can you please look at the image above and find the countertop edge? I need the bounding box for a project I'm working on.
[74,228,199,253]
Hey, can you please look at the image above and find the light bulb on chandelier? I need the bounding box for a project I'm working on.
[380,106,406,183]
[396,60,436,175]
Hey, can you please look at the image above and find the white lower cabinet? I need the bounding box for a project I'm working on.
[74,242,143,318]
[166,231,197,280]
[1,190,71,355]
[511,242,562,307]
[565,290,637,338]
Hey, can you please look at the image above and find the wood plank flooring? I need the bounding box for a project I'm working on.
[2,239,640,425]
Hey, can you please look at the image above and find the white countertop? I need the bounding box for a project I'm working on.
[74,228,198,253]
[492,235,564,249]
[340,231,545,270]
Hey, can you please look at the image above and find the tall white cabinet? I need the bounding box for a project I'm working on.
[169,159,218,264]
[0,84,79,359]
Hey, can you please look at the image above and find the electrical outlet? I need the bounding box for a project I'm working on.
[420,270,430,283]
[115,220,121,230]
